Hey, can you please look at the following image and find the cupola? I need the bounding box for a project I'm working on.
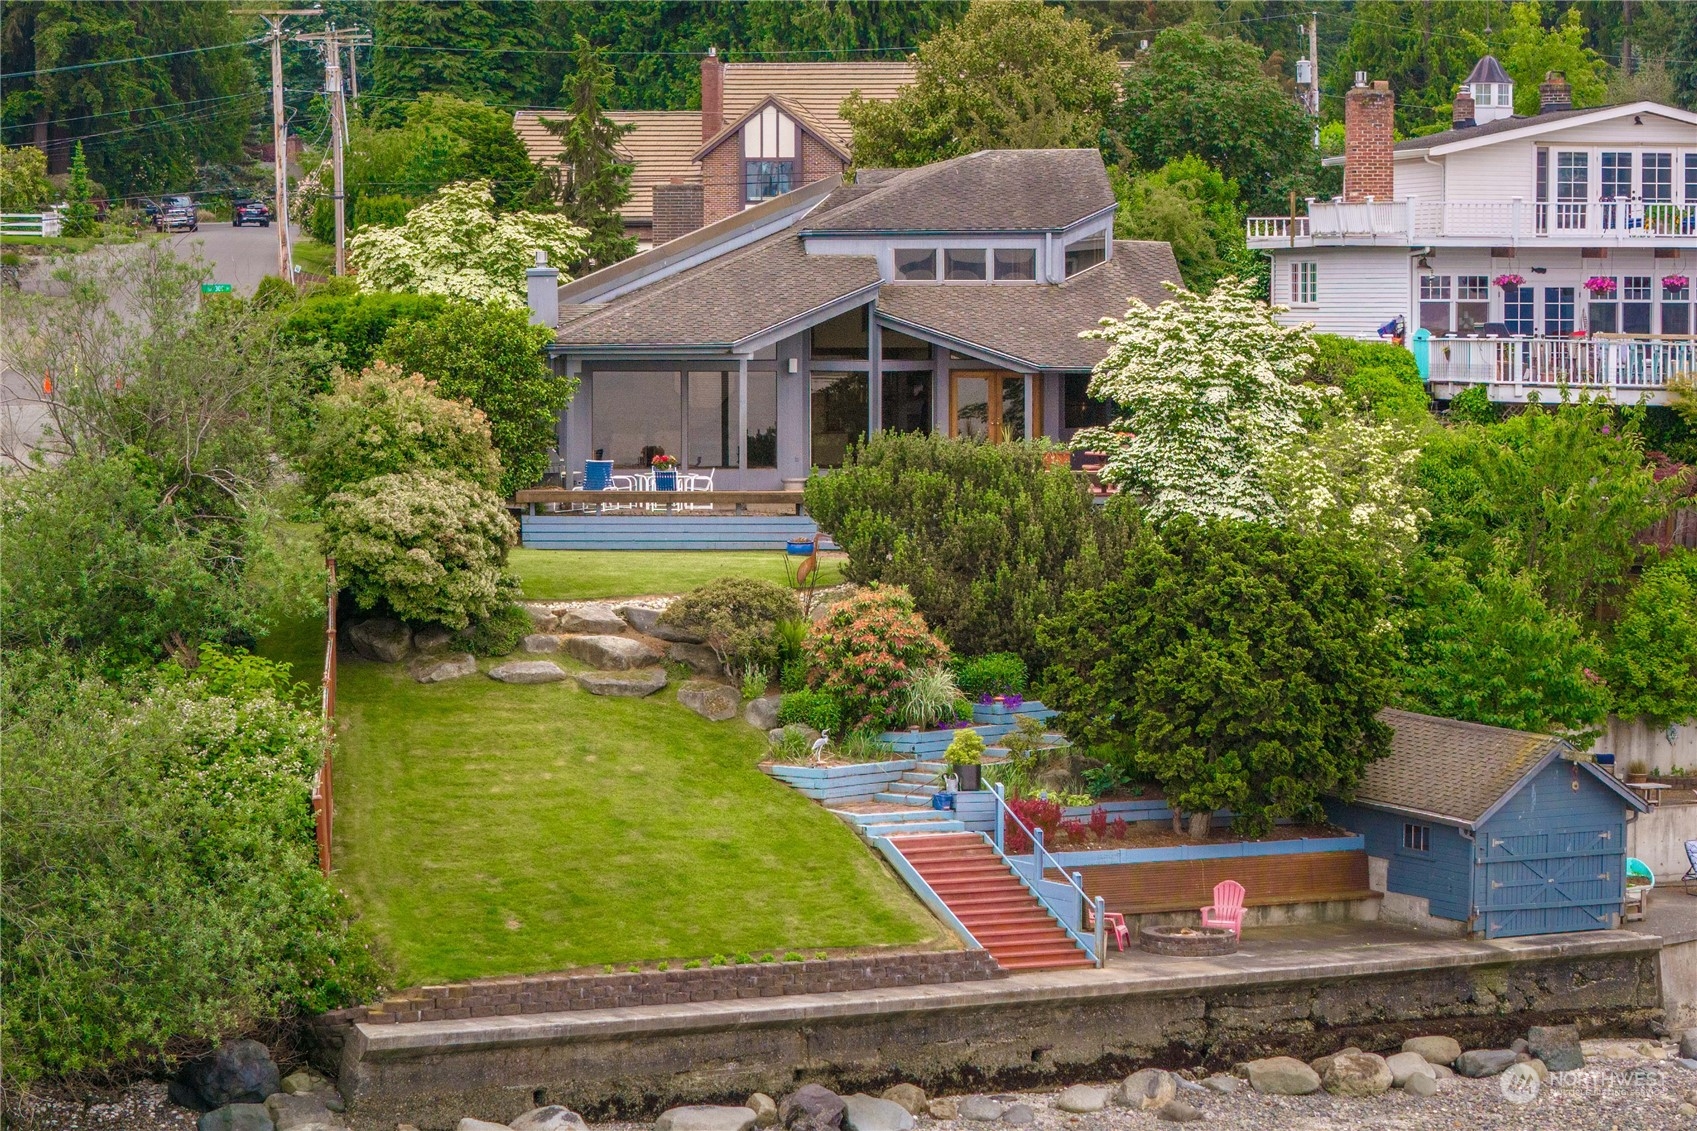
[1463,55,1514,123]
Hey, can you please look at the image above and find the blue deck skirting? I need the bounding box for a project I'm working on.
[1047,835,1364,868]
[521,514,833,551]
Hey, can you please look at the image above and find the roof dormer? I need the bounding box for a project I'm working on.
[1464,56,1514,123]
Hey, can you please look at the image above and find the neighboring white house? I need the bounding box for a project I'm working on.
[1249,58,1697,406]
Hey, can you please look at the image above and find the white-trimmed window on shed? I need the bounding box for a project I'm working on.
[1289,260,1318,305]
[1402,822,1430,853]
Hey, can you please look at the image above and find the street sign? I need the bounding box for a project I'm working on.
[200,283,233,294]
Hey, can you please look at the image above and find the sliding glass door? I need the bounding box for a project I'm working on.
[949,371,1035,442]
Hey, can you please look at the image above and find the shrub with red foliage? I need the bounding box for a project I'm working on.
[803,584,949,730]
[1108,816,1129,841]
[1005,795,1064,853]
[1088,806,1109,839]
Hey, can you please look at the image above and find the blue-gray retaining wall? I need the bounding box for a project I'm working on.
[520,514,836,552]
[1047,835,1365,869]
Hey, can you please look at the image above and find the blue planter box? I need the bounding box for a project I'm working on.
[970,700,1058,725]
[762,758,914,802]
[878,726,999,758]
[953,790,998,833]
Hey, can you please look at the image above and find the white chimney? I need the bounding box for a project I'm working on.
[526,250,559,329]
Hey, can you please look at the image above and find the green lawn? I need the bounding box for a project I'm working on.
[510,549,844,600]
[263,621,941,984]
[293,237,335,275]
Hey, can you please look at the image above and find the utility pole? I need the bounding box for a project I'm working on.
[299,23,370,276]
[256,10,318,281]
[1309,13,1320,119]
[347,41,359,103]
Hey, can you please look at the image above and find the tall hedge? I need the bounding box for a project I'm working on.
[803,432,1133,667]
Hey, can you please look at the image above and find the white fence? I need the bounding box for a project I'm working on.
[1425,335,1695,402]
[1,212,62,238]
[1248,198,1697,245]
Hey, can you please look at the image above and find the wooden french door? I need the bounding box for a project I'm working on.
[949,371,1036,442]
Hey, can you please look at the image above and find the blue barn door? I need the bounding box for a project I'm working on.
[1480,825,1623,938]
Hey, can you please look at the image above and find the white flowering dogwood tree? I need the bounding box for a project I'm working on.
[347,180,586,305]
[1078,276,1327,522]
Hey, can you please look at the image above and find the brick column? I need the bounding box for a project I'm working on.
[700,48,724,142]
[652,181,704,245]
[1343,80,1395,203]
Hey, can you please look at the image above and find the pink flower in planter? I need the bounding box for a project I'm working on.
[1583,276,1617,296]
[1493,273,1525,290]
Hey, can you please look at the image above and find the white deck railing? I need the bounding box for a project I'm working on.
[1425,335,1695,399]
[1247,199,1697,244]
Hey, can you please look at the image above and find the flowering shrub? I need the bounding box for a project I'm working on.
[1493,273,1525,290]
[1583,276,1617,295]
[321,471,520,629]
[803,586,949,730]
[1004,795,1064,854]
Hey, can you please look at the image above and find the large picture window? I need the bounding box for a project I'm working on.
[1064,234,1106,277]
[811,372,867,469]
[591,372,681,468]
[993,248,1037,281]
[894,248,937,281]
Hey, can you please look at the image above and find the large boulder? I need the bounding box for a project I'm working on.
[841,1094,914,1131]
[523,633,564,653]
[745,694,783,732]
[1527,1024,1584,1072]
[667,642,722,676]
[878,1086,925,1117]
[564,634,663,671]
[678,680,740,721]
[198,1106,275,1131]
[655,1107,757,1131]
[1323,1051,1393,1097]
[1054,1085,1110,1113]
[264,1093,337,1131]
[574,669,668,697]
[412,625,454,653]
[511,1107,587,1131]
[1404,1071,1439,1098]
[1117,1069,1177,1111]
[998,1105,1034,1127]
[488,660,568,684]
[1402,1035,1462,1066]
[346,618,411,663]
[182,1041,281,1108]
[923,1100,957,1121]
[780,1085,845,1131]
[524,604,559,631]
[613,602,666,635]
[1385,1051,1438,1088]
[558,605,629,635]
[648,614,706,644]
[744,1095,778,1129]
[1245,1056,1321,1095]
[410,653,477,684]
[1455,1049,1520,1078]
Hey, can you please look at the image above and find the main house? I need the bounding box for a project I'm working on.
[525,149,1180,489]
[1249,59,1697,406]
[515,52,914,247]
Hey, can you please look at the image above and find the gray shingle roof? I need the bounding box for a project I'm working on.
[1393,103,1608,151]
[803,149,1115,233]
[1354,709,1570,826]
[877,241,1181,371]
[1465,55,1511,86]
[554,232,880,349]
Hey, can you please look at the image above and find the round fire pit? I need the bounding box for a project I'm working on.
[1138,924,1239,956]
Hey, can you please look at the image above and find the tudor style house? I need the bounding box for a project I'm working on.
[514,52,914,247]
[525,149,1180,489]
[1249,58,1697,405]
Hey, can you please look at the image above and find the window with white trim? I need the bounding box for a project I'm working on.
[1419,274,1452,333]
[1290,260,1317,305]
[893,248,937,281]
[1642,153,1673,202]
[742,105,796,204]
[1623,275,1654,334]
[1402,823,1430,853]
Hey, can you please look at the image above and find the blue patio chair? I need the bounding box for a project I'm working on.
[1684,839,1696,897]
[584,459,614,491]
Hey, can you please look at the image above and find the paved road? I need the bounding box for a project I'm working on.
[157,220,302,295]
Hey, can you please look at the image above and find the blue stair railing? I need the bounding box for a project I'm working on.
[991,783,1107,966]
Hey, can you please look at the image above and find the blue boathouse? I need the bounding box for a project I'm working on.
[1326,709,1650,939]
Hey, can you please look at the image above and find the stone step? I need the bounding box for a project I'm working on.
[827,807,945,826]
[861,819,966,838]
[874,791,936,805]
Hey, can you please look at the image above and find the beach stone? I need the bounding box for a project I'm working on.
[524,605,558,631]
[346,618,411,663]
[1681,1030,1697,1060]
[842,1094,914,1131]
[1404,1072,1438,1098]
[488,660,567,684]
[1510,1038,1529,1055]
[1430,1064,1454,1080]
[1054,1085,1110,1113]
[183,1041,282,1108]
[998,1105,1034,1126]
[1529,1024,1584,1072]
[1386,1051,1438,1088]
[198,1107,274,1131]
[279,1072,327,1097]
[745,1094,778,1129]
[924,1099,957,1121]
[1309,1047,1359,1078]
[668,641,723,675]
[655,1107,757,1131]
[1681,1102,1697,1117]
[264,1093,334,1131]
[780,1085,845,1131]
[565,634,662,670]
[523,633,564,653]
[879,1085,925,1117]
[1201,1075,1240,1095]
[1323,1051,1393,1097]
[1402,1035,1462,1066]
[574,668,667,697]
[412,625,454,653]
[512,1107,588,1131]
[1455,1049,1520,1078]
[1522,1057,1549,1083]
[678,679,740,721]
[1154,1101,1201,1124]
[410,652,476,683]
[558,605,628,635]
[458,1121,510,1131]
[1118,1069,1177,1111]
[957,1097,1005,1122]
[1245,1057,1321,1095]
[745,694,783,731]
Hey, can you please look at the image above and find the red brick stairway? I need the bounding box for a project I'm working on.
[886,832,1095,972]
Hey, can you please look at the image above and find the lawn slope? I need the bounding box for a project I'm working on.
[509,549,842,601]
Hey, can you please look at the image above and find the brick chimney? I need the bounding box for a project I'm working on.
[1452,87,1476,129]
[1538,71,1572,114]
[1343,79,1395,203]
[652,180,704,245]
[700,47,724,141]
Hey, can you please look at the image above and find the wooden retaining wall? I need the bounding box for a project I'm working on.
[1062,846,1374,916]
[520,515,828,552]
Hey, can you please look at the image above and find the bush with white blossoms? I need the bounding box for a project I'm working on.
[347,180,586,305]
[1077,276,1328,522]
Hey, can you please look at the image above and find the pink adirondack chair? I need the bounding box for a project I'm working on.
[1201,880,1246,937]
[1088,909,1131,952]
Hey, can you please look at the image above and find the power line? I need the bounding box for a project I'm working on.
[2,38,264,80]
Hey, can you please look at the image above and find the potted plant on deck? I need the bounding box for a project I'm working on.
[944,728,985,791]
[651,452,679,490]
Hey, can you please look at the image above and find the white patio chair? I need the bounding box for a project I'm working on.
[679,469,714,512]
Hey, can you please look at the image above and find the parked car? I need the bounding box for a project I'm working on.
[134,197,162,221]
[155,203,197,233]
[232,199,272,228]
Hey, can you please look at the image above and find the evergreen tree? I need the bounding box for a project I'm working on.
[62,141,95,237]
[541,36,637,272]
